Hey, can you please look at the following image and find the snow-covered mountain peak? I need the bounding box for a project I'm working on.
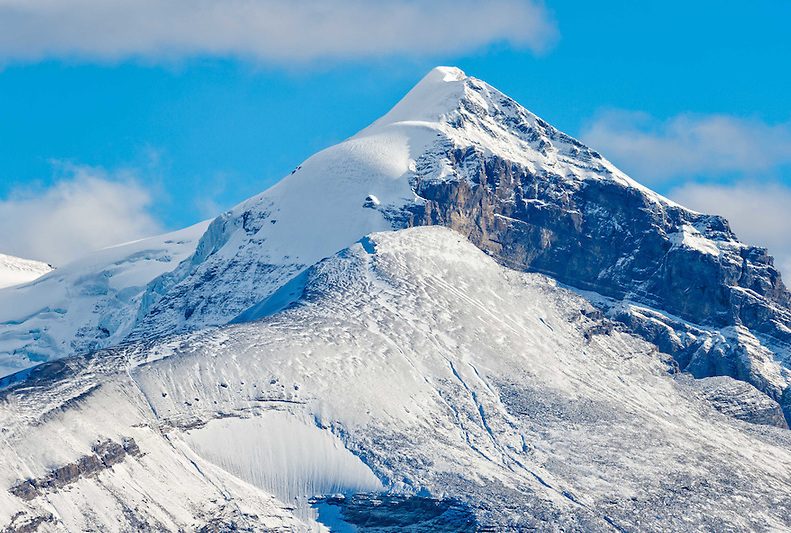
[2,67,791,530]
[363,66,671,206]
[1,67,789,428]
[0,254,52,290]
[433,65,466,80]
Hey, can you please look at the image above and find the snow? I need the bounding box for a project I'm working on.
[0,254,52,290]
[230,127,424,265]
[364,66,468,129]
[0,227,789,531]
[668,224,722,256]
[184,413,383,505]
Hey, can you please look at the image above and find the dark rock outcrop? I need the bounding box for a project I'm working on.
[3,511,54,533]
[9,438,141,501]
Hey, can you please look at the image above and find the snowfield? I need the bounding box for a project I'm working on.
[0,228,789,531]
[0,254,51,290]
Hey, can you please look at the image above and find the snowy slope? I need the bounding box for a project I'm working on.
[0,254,51,289]
[0,221,209,376]
[1,227,789,531]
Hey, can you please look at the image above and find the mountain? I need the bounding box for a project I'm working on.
[0,254,52,290]
[1,227,789,531]
[4,66,787,423]
[1,66,790,530]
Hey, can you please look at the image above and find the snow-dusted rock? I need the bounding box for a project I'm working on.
[684,375,789,428]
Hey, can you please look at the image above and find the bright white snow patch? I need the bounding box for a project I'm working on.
[0,254,52,289]
[668,224,721,256]
[184,413,382,503]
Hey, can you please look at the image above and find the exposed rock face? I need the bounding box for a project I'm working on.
[411,150,788,326]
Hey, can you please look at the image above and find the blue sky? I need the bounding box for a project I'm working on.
[1,0,790,272]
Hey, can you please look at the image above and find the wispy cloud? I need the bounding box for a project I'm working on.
[0,165,163,266]
[0,0,557,64]
[669,181,791,280]
[581,111,791,183]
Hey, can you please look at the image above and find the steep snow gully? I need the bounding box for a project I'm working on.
[0,67,790,531]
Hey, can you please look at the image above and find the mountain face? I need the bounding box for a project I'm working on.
[0,254,52,290]
[2,228,790,531]
[1,66,790,529]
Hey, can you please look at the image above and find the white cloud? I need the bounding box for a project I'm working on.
[669,182,791,280]
[0,166,163,266]
[582,111,791,183]
[0,0,556,63]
